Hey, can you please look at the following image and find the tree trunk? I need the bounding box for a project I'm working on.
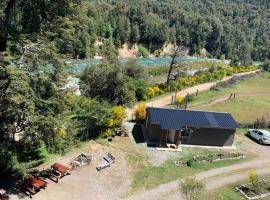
[166,45,180,86]
[0,0,16,52]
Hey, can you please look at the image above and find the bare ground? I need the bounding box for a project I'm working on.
[6,139,137,200]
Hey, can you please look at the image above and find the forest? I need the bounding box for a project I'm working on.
[0,0,270,177]
[1,0,270,61]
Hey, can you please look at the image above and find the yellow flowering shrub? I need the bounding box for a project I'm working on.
[146,86,162,98]
[55,127,67,138]
[104,129,112,138]
[134,102,147,121]
[247,169,261,193]
[175,95,184,105]
[107,119,114,128]
[112,106,126,127]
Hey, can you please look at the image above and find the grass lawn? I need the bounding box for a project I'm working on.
[201,175,270,200]
[129,147,247,193]
[173,72,270,123]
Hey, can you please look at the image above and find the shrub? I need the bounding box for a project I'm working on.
[112,106,126,127]
[207,154,214,162]
[134,102,147,122]
[186,158,198,167]
[124,59,145,79]
[146,86,161,98]
[132,79,149,101]
[263,60,270,72]
[138,45,150,58]
[179,176,204,200]
[253,116,268,129]
[176,95,184,105]
[104,129,112,138]
[185,94,195,103]
[247,170,261,193]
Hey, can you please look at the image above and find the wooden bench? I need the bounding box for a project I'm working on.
[23,186,36,198]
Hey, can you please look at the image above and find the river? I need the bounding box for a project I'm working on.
[67,56,228,73]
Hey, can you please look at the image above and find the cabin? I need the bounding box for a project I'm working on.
[145,107,239,147]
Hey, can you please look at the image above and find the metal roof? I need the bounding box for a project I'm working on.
[148,107,239,130]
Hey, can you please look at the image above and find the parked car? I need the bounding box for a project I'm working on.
[247,129,270,144]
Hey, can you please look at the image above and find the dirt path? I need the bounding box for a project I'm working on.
[125,159,270,200]
[190,92,267,108]
[126,70,261,120]
[124,133,270,200]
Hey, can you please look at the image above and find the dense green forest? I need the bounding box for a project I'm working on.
[1,0,270,62]
[0,0,270,177]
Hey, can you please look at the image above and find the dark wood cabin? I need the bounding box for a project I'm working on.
[146,108,238,147]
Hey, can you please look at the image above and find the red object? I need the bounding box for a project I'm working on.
[51,163,70,175]
[27,176,47,189]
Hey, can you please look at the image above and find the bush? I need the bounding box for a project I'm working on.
[104,129,112,138]
[176,95,184,105]
[146,86,162,99]
[247,170,261,193]
[132,79,149,101]
[207,154,214,162]
[179,176,204,200]
[185,94,195,103]
[253,116,269,129]
[186,158,198,167]
[138,45,150,58]
[263,60,270,72]
[112,106,126,127]
[124,59,145,79]
[134,102,147,122]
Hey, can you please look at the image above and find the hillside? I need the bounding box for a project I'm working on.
[1,0,270,63]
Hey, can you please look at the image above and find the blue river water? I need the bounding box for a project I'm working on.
[67,56,226,72]
[67,56,262,73]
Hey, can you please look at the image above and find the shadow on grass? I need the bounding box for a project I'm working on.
[132,123,145,144]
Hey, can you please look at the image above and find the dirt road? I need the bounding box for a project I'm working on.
[125,132,270,200]
[126,70,261,120]
[125,159,270,200]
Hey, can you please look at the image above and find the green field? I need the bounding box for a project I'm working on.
[184,73,270,123]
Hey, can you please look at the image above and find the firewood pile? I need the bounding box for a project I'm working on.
[70,153,92,170]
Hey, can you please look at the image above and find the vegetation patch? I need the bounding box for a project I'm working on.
[130,152,246,192]
[236,182,270,200]
[175,152,246,167]
[236,170,270,200]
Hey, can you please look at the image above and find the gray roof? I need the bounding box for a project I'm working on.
[148,108,239,130]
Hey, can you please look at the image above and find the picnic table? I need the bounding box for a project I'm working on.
[51,163,70,179]
[21,176,48,198]
[51,163,70,174]
[27,176,48,189]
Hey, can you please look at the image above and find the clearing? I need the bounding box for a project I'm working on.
[184,72,270,123]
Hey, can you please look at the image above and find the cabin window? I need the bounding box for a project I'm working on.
[181,128,192,138]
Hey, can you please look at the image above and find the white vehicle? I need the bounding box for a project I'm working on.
[247,129,270,144]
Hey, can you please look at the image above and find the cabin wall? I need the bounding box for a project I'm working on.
[147,123,162,142]
[181,128,235,146]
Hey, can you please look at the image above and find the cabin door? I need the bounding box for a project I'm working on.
[168,129,176,143]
